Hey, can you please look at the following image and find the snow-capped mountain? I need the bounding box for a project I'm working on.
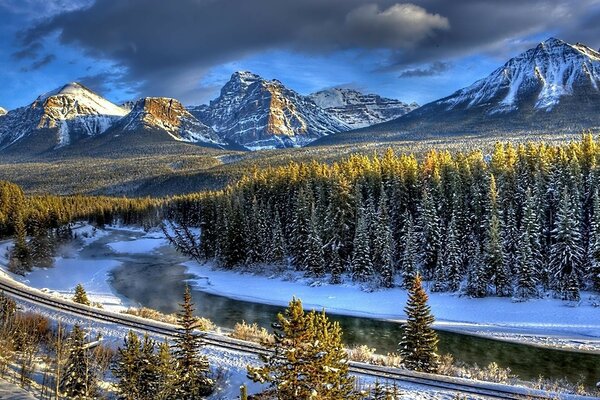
[314,37,600,146]
[0,107,6,117]
[189,71,349,149]
[115,97,223,145]
[309,88,418,128]
[0,82,127,151]
[441,37,600,114]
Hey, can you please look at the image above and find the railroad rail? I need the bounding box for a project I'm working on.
[0,276,595,400]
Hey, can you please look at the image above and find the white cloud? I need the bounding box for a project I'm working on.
[345,3,450,48]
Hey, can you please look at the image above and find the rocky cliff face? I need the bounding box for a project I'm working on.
[310,88,418,128]
[118,97,222,144]
[189,71,349,149]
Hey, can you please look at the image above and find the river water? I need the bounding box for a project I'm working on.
[80,229,600,388]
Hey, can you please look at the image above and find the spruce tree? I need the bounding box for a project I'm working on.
[60,325,96,399]
[515,189,540,299]
[290,186,312,270]
[248,298,359,399]
[351,203,374,282]
[373,189,395,288]
[139,334,160,399]
[444,214,462,292]
[399,274,439,373]
[418,188,441,280]
[156,341,176,400]
[588,189,600,292]
[112,330,142,400]
[486,176,511,297]
[72,284,91,306]
[551,189,583,300]
[304,205,325,277]
[173,286,213,399]
[399,213,418,289]
[267,210,286,266]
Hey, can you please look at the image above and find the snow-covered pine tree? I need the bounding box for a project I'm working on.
[399,274,439,373]
[172,286,213,399]
[486,176,511,297]
[72,283,91,306]
[465,243,488,298]
[399,212,418,289]
[290,185,312,271]
[550,189,583,301]
[444,213,462,292]
[351,201,374,282]
[267,210,286,266]
[418,187,441,281]
[515,189,540,300]
[112,330,141,399]
[588,189,600,292]
[304,205,325,277]
[60,325,96,399]
[373,188,395,288]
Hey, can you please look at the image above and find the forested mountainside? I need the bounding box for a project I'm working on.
[170,134,600,301]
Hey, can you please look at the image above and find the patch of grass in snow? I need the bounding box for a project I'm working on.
[121,307,216,331]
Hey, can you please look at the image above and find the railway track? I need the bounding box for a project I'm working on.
[0,277,595,400]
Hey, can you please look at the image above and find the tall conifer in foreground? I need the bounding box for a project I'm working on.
[60,325,96,399]
[399,274,439,373]
[173,285,213,399]
[248,298,358,399]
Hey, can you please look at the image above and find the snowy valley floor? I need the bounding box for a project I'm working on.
[1,223,600,355]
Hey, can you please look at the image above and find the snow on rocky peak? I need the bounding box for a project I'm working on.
[119,97,223,145]
[0,82,128,150]
[189,71,349,149]
[0,107,6,117]
[310,88,418,128]
[443,37,600,113]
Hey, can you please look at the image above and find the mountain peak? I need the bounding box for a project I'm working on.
[0,107,6,116]
[119,96,222,145]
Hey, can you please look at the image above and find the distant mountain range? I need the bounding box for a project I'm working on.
[0,72,415,154]
[2,37,600,155]
[314,37,600,146]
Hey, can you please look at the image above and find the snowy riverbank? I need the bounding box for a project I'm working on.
[2,223,600,352]
[184,262,600,353]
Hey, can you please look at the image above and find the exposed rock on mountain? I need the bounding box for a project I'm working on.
[189,71,349,149]
[310,88,418,128]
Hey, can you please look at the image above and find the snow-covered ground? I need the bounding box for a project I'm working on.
[0,378,37,400]
[186,261,600,352]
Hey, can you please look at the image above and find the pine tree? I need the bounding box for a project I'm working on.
[290,186,312,270]
[156,341,176,400]
[486,176,511,297]
[399,274,439,373]
[139,334,160,399]
[418,188,441,280]
[373,189,395,288]
[588,189,600,292]
[112,330,142,400]
[465,245,488,298]
[399,213,418,289]
[60,325,96,399]
[444,214,462,292]
[72,284,91,306]
[247,297,359,399]
[173,286,213,399]
[551,189,583,300]
[8,211,31,275]
[351,203,374,282]
[304,205,325,277]
[267,210,286,266]
[515,189,539,300]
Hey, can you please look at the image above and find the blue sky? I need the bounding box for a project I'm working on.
[1,0,599,110]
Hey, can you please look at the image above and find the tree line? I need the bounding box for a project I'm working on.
[0,180,164,274]
[168,134,600,301]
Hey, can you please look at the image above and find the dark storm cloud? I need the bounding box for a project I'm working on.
[20,54,56,71]
[18,0,449,101]
[398,61,451,77]
[16,0,600,101]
